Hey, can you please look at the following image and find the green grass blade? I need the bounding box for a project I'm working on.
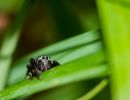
[0,51,109,99]
[8,41,102,85]
[59,42,102,64]
[0,0,32,90]
[97,0,130,100]
[8,30,101,85]
[77,79,108,100]
[8,48,74,85]
[17,29,100,61]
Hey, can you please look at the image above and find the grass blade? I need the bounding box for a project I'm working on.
[77,79,108,100]
[0,0,33,90]
[97,0,130,100]
[8,41,102,85]
[8,30,101,85]
[16,29,100,62]
[0,51,109,99]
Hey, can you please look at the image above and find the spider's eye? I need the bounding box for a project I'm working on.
[47,56,50,59]
[42,56,50,60]
[42,56,46,59]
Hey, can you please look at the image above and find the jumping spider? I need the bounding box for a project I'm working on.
[25,56,60,79]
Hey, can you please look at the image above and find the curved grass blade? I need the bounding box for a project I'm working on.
[77,79,108,100]
[8,41,102,85]
[14,29,101,65]
[7,30,101,85]
[0,51,109,100]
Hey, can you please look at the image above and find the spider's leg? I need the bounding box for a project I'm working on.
[44,66,48,71]
[30,69,35,80]
[29,58,35,64]
[38,64,44,72]
[43,63,48,71]
[25,65,31,79]
[25,70,29,79]
[36,70,42,79]
[47,62,51,69]
[29,72,33,80]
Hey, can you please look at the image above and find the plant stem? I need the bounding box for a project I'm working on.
[77,79,108,100]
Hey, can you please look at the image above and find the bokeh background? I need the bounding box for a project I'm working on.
[0,0,129,100]
[0,0,99,59]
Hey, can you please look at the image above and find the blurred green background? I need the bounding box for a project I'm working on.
[1,0,99,58]
[0,0,130,100]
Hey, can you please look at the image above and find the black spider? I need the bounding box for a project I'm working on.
[25,56,60,79]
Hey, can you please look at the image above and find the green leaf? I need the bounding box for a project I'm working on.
[0,51,109,100]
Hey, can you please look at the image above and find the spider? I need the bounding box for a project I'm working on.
[25,56,60,79]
